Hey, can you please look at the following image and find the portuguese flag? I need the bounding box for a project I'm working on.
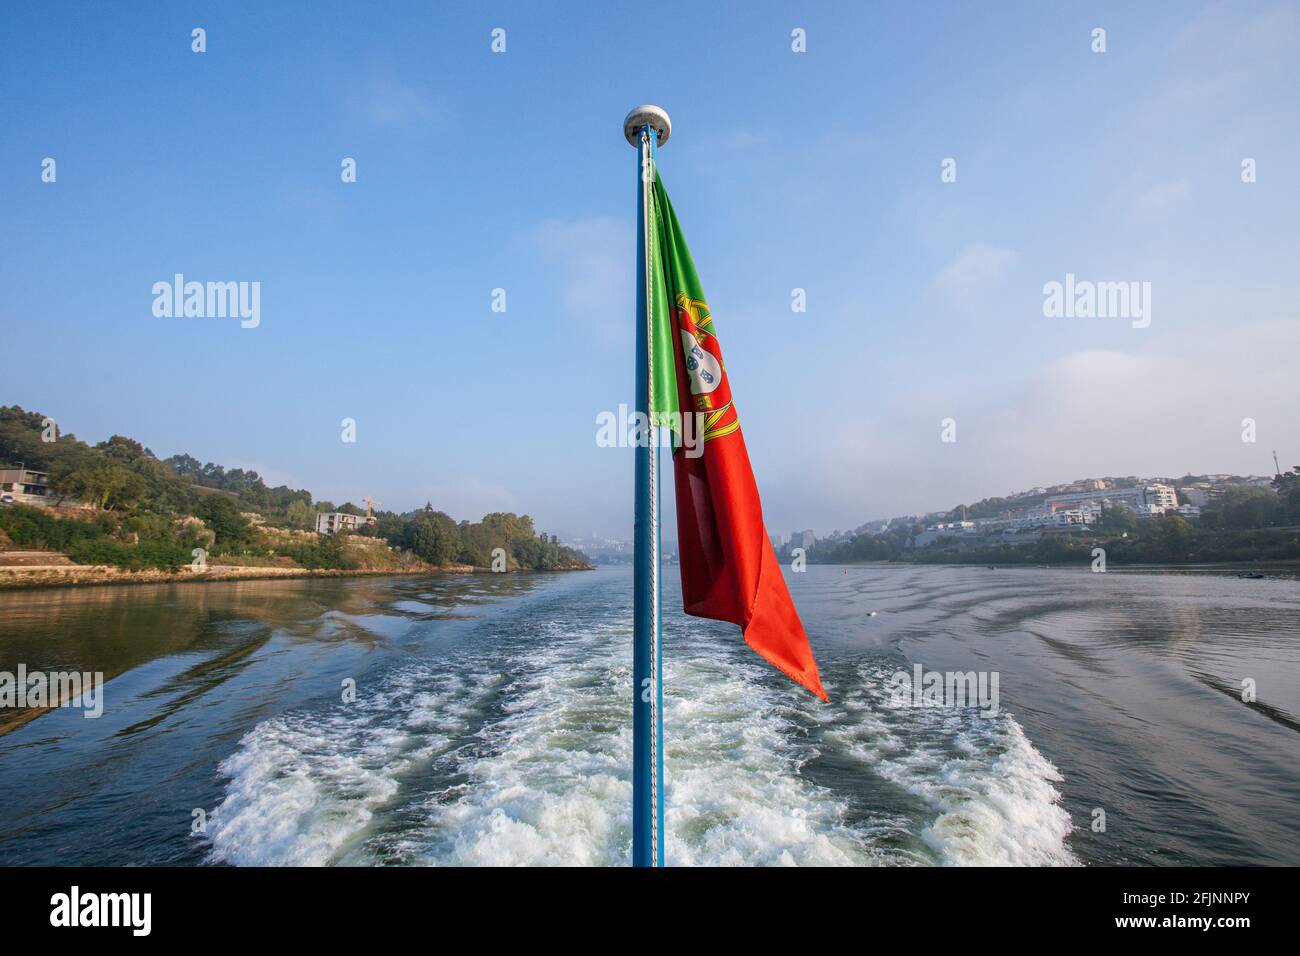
[647,170,828,702]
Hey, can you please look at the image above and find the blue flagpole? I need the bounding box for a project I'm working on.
[626,104,671,868]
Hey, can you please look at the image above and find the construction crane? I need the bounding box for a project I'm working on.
[363,496,383,519]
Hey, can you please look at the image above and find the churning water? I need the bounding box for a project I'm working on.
[1,564,1296,865]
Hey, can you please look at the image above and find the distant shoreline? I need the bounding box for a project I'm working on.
[0,561,592,592]
[825,558,1300,577]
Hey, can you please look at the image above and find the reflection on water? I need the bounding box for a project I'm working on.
[814,564,1300,865]
[0,575,540,734]
[0,565,1297,866]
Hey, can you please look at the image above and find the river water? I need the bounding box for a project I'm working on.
[0,564,1297,866]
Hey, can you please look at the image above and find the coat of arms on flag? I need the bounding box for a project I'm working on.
[648,170,827,701]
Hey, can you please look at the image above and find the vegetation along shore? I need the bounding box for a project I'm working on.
[0,405,590,588]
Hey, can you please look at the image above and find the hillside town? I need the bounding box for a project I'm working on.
[771,472,1295,563]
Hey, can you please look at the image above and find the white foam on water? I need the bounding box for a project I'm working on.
[657,652,882,866]
[205,592,1075,867]
[824,660,1079,866]
[394,617,885,866]
[204,666,491,866]
[406,627,632,866]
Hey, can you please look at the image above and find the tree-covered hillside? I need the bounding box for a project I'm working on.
[0,406,588,572]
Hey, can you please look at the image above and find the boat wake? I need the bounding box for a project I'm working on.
[205,594,1077,866]
[821,660,1078,866]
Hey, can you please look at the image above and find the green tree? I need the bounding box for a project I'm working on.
[1155,513,1195,560]
[52,458,146,511]
[285,499,315,530]
[194,494,253,549]
[97,434,150,463]
[371,512,407,544]
[1097,501,1141,534]
[1205,486,1280,530]
[406,511,460,565]
[1273,467,1300,525]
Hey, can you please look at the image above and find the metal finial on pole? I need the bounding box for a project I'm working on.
[624,104,671,148]
[628,104,670,867]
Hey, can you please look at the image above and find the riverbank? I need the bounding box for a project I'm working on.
[823,558,1300,578]
[0,560,591,591]
[0,492,594,589]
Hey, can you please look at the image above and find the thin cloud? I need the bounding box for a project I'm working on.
[768,317,1299,530]
[348,75,441,129]
[534,216,631,341]
[932,242,1018,305]
[1130,178,1191,225]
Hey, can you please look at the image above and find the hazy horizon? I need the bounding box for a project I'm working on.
[0,399,1279,540]
[4,2,1297,538]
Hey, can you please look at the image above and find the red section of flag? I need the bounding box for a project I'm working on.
[667,303,828,702]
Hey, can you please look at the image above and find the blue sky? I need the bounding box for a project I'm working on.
[3,1,1297,537]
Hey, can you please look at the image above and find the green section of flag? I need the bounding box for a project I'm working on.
[648,169,703,431]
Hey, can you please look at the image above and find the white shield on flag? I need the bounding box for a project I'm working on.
[680,329,722,395]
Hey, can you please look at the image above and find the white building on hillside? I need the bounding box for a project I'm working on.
[914,521,978,547]
[316,512,376,535]
[1045,483,1178,516]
